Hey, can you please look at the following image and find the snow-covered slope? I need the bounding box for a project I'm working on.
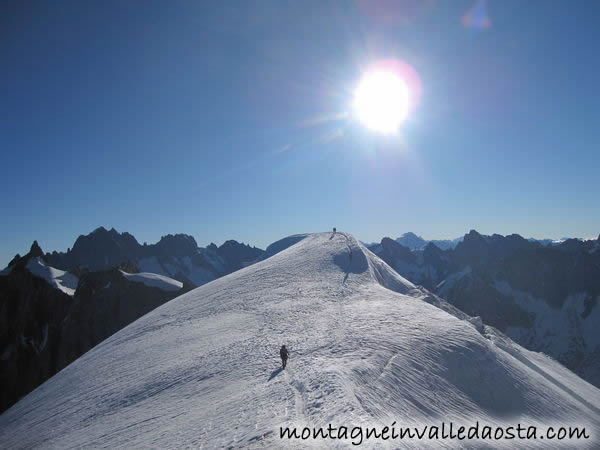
[1,233,599,448]
[119,270,183,292]
[25,256,78,296]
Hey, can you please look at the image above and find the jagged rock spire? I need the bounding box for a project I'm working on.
[29,240,43,258]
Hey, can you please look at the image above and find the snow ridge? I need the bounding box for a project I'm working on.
[119,270,183,292]
[1,232,599,448]
[25,257,78,296]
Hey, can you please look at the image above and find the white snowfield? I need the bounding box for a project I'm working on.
[26,256,79,296]
[119,270,183,292]
[1,233,599,448]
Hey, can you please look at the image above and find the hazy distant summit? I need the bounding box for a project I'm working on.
[395,231,584,252]
[395,232,463,250]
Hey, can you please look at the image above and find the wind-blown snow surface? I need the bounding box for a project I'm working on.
[1,233,599,448]
[119,270,183,292]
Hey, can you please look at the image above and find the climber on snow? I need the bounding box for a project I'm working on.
[280,345,288,369]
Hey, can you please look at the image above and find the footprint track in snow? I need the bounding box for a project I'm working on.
[285,369,308,426]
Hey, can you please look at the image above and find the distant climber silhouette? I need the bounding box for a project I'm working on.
[280,345,288,369]
[333,227,336,233]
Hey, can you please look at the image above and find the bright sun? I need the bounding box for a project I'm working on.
[353,70,410,134]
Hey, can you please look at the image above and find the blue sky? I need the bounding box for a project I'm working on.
[2,0,600,265]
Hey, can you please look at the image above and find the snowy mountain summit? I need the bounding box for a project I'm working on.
[1,233,599,448]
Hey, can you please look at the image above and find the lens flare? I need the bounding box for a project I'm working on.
[352,59,421,135]
[461,0,491,29]
[353,71,410,134]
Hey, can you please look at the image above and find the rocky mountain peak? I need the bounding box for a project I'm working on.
[217,240,264,271]
[380,237,415,263]
[155,234,198,257]
[395,232,428,250]
[464,229,483,241]
[7,241,45,268]
[29,240,44,258]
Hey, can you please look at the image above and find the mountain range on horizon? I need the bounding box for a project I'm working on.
[6,226,265,288]
[393,231,586,251]
[4,227,590,271]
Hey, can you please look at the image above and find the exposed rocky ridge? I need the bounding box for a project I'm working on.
[0,266,72,413]
[216,240,264,271]
[7,241,45,269]
[43,227,265,286]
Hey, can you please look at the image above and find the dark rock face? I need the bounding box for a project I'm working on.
[439,269,532,331]
[8,241,46,269]
[217,240,263,272]
[495,246,600,309]
[149,234,198,258]
[55,269,190,372]
[369,238,449,291]
[422,242,447,273]
[379,237,416,265]
[28,241,44,259]
[369,231,600,387]
[452,231,530,270]
[0,267,73,413]
[0,266,191,414]
[46,227,140,271]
